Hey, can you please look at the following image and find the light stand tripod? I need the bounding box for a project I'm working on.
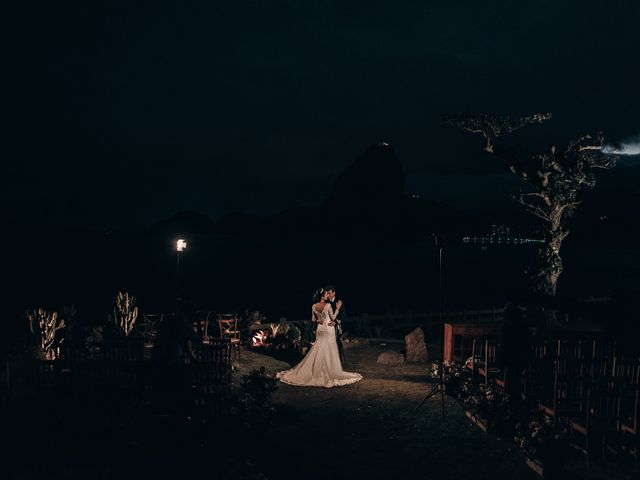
[414,234,445,416]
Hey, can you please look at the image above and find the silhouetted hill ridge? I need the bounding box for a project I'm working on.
[324,141,404,209]
[144,142,480,239]
[147,211,216,235]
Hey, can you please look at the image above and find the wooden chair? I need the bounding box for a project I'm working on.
[570,388,622,470]
[589,340,616,380]
[218,314,241,361]
[618,386,640,466]
[615,357,640,464]
[479,338,502,386]
[471,337,483,368]
[557,338,592,362]
[523,338,555,408]
[192,311,213,344]
[469,337,482,378]
[103,342,145,363]
[469,337,503,390]
[535,339,593,423]
[139,313,162,346]
[185,339,232,417]
[539,356,589,425]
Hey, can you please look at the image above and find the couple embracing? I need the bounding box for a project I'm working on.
[276,286,362,388]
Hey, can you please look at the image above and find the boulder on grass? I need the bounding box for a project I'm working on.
[405,327,428,363]
[376,351,405,365]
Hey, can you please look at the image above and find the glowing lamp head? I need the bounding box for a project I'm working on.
[176,239,187,252]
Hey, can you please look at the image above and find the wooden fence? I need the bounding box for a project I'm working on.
[343,307,512,334]
[1,339,233,415]
[249,306,519,339]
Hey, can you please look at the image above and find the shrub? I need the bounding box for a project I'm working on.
[514,414,570,466]
[460,381,511,421]
[430,361,468,395]
[238,367,278,418]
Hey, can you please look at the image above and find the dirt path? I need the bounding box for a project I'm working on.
[237,343,536,480]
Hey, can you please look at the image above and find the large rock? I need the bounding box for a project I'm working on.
[376,351,405,365]
[405,327,428,363]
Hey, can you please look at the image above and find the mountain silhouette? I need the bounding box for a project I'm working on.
[215,212,264,234]
[324,141,404,209]
[147,211,216,235]
[321,142,475,239]
[146,142,478,240]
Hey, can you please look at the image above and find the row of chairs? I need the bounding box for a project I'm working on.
[137,312,242,362]
[468,336,640,469]
[31,339,233,417]
[191,313,241,361]
[529,339,640,468]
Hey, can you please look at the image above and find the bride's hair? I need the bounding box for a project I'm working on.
[312,288,325,303]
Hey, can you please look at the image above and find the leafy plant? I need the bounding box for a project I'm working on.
[110,291,139,337]
[268,323,281,338]
[27,308,65,359]
[430,361,468,395]
[238,367,278,417]
[84,325,104,356]
[252,330,268,348]
[286,325,301,344]
[251,324,304,352]
[460,381,511,420]
[514,414,569,466]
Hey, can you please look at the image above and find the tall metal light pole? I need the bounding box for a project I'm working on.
[176,238,187,301]
[414,234,446,416]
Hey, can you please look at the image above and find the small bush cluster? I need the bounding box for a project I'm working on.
[430,360,510,421]
[251,323,303,351]
[229,367,279,427]
[514,414,570,465]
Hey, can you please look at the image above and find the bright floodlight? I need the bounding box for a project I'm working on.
[176,239,187,252]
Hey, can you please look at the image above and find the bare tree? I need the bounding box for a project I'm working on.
[445,113,616,296]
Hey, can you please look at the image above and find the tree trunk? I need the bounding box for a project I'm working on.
[529,208,567,327]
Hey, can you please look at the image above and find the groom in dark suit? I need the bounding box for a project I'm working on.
[325,285,345,363]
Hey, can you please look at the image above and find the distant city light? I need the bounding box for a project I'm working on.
[176,239,187,252]
[462,224,544,248]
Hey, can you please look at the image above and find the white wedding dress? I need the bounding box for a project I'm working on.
[276,303,363,388]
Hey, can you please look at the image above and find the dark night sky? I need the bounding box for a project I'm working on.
[2,1,640,229]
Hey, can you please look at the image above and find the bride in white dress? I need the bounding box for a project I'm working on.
[276,289,362,388]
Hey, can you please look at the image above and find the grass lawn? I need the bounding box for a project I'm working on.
[238,343,536,480]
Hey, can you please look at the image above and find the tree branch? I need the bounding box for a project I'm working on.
[514,195,551,222]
